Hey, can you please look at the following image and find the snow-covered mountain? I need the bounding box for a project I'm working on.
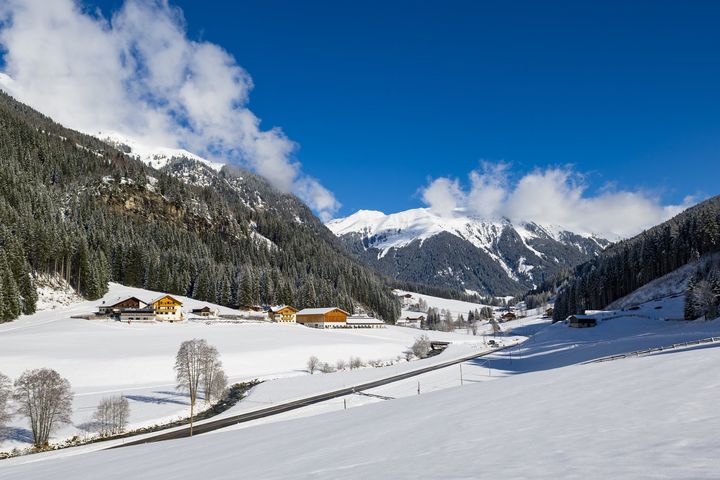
[327,209,610,296]
[96,131,224,172]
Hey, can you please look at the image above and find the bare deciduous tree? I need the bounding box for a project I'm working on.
[13,368,73,449]
[489,317,502,336]
[200,344,227,404]
[318,362,335,373]
[349,357,364,369]
[411,334,431,359]
[209,369,228,404]
[93,396,130,437]
[0,371,11,428]
[335,359,348,371]
[175,338,222,436]
[307,356,320,374]
[470,322,478,336]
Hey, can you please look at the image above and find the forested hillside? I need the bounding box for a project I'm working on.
[553,195,720,321]
[0,91,400,322]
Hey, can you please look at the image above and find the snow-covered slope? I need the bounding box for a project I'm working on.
[327,208,609,295]
[96,131,224,172]
[5,317,719,479]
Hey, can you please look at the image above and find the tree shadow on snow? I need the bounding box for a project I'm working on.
[0,426,33,444]
[153,390,190,399]
[124,395,189,406]
[76,420,101,433]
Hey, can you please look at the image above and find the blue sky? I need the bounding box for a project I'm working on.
[6,0,720,221]
[105,0,720,217]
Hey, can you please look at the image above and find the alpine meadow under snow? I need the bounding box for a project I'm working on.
[0,1,718,479]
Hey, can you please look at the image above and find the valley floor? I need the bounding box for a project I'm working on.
[2,282,719,478]
[0,283,488,453]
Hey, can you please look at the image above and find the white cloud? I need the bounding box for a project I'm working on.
[421,163,693,239]
[421,177,464,216]
[0,0,339,219]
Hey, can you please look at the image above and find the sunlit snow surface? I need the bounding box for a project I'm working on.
[2,269,720,478]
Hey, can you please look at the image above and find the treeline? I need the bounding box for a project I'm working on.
[553,195,720,321]
[0,91,400,322]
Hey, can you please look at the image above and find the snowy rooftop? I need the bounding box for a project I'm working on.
[100,296,147,306]
[147,294,182,305]
[296,307,349,316]
[346,316,385,325]
[270,305,297,313]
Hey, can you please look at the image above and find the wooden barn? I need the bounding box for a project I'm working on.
[295,307,350,328]
[568,315,597,328]
[269,305,298,323]
[501,312,517,322]
[149,295,184,322]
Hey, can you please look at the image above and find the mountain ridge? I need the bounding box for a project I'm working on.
[327,208,610,296]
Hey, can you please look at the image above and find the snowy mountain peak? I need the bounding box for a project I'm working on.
[95,131,224,172]
[327,208,610,295]
[326,208,599,255]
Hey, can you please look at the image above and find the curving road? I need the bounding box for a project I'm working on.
[113,343,512,448]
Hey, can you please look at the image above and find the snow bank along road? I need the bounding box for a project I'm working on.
[115,342,516,447]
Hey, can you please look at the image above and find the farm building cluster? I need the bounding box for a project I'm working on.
[90,296,385,328]
[270,306,386,329]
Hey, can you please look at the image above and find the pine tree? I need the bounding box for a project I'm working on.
[0,253,21,320]
[18,261,37,315]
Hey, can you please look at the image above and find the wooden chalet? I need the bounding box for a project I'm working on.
[501,312,517,322]
[269,305,298,323]
[148,295,183,322]
[98,296,148,315]
[295,307,350,328]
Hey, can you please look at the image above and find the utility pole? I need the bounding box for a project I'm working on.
[417,381,420,395]
[460,363,464,386]
[344,398,347,410]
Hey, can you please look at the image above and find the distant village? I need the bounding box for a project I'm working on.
[84,294,386,329]
[394,292,559,330]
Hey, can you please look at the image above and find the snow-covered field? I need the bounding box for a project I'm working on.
[0,283,479,452]
[3,270,720,478]
[4,318,719,479]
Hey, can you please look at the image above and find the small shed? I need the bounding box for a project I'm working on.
[191,306,219,317]
[397,315,424,328]
[568,315,597,328]
[501,312,517,322]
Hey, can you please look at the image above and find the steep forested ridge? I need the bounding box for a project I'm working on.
[0,91,400,322]
[553,195,720,321]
